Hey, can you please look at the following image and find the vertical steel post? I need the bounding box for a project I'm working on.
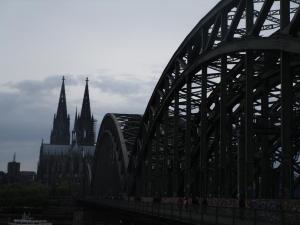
[246,0,254,35]
[219,11,228,198]
[201,66,208,199]
[261,80,270,198]
[245,50,254,200]
[280,0,293,198]
[281,51,293,198]
[280,0,290,29]
[163,122,168,196]
[219,55,227,198]
[200,26,208,199]
[164,79,172,197]
[238,116,246,205]
[261,53,272,198]
[173,64,180,197]
[245,0,254,201]
[185,77,192,196]
[156,125,163,197]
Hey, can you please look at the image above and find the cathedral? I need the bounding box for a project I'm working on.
[37,77,96,194]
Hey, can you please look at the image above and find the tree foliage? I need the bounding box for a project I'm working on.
[0,183,49,207]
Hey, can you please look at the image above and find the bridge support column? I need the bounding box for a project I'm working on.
[245,0,254,201]
[219,11,229,198]
[200,66,208,199]
[280,51,293,198]
[280,0,293,199]
[261,79,271,198]
[155,125,163,197]
[185,76,192,196]
[220,55,228,198]
[245,50,254,200]
[238,116,246,206]
[173,64,180,197]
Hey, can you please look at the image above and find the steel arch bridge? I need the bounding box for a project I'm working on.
[92,0,300,203]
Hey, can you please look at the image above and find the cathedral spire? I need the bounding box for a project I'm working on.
[80,77,92,120]
[73,77,95,146]
[50,76,70,145]
[56,76,67,118]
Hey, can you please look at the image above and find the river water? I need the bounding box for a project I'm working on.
[0,208,162,225]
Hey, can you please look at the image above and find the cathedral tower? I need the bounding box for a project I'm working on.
[50,76,70,145]
[73,78,95,145]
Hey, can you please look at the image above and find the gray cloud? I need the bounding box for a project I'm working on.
[91,74,156,95]
[6,75,82,94]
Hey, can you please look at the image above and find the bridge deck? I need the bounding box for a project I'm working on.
[81,198,300,225]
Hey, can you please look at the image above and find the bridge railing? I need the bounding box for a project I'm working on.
[84,197,300,225]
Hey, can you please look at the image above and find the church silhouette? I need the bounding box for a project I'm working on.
[37,77,96,194]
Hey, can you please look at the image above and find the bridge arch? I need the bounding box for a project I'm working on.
[129,0,300,201]
[89,0,300,203]
[91,113,141,197]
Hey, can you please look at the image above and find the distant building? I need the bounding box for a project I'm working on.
[37,77,96,195]
[20,171,36,183]
[2,154,37,184]
[7,154,20,183]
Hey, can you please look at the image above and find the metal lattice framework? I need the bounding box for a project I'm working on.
[93,0,300,201]
[91,114,141,196]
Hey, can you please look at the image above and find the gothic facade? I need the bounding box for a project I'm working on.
[37,77,96,195]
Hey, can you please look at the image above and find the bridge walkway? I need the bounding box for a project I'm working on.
[81,198,299,225]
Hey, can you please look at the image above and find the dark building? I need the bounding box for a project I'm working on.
[50,77,70,145]
[7,154,20,182]
[4,154,36,184]
[37,77,96,195]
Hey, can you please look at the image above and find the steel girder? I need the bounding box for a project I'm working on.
[129,0,300,201]
[91,113,142,197]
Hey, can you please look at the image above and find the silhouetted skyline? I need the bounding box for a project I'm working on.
[0,0,219,171]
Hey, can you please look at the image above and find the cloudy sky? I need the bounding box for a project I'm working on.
[0,0,219,171]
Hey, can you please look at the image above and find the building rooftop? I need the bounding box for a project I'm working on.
[41,143,95,156]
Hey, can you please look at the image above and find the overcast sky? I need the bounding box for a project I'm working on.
[0,0,219,171]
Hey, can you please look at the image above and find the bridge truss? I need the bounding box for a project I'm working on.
[93,0,300,202]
